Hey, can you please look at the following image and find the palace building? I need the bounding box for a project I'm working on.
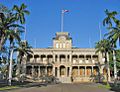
[22,32,110,83]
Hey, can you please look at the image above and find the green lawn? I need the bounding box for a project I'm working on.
[0,86,20,91]
[98,84,111,89]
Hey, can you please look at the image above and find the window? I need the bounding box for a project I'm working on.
[56,43,59,48]
[60,43,62,48]
[63,43,65,48]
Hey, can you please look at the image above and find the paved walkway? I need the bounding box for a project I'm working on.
[4,83,115,92]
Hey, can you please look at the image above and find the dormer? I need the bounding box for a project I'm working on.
[53,32,72,49]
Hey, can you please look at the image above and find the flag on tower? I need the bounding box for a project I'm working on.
[62,10,69,14]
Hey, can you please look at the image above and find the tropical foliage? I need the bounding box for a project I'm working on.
[0,3,31,85]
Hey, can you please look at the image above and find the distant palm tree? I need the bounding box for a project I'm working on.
[15,41,32,81]
[95,39,113,84]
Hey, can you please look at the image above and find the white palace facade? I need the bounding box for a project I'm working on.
[22,32,110,83]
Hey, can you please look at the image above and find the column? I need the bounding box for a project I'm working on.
[57,55,59,63]
[84,55,86,63]
[69,54,72,63]
[39,55,41,63]
[66,55,67,63]
[45,66,47,75]
[66,67,68,77]
[91,55,93,63]
[32,65,34,78]
[38,66,41,78]
[77,55,79,64]
[52,66,55,76]
[85,66,86,77]
[57,67,60,78]
[69,67,72,77]
[92,66,93,76]
[53,54,55,63]
[78,66,80,76]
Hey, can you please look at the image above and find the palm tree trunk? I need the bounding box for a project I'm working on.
[107,52,111,83]
[16,54,21,81]
[8,48,14,86]
[0,34,5,50]
[113,50,117,79]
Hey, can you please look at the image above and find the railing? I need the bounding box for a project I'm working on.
[28,59,99,65]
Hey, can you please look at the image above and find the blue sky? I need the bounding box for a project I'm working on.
[1,0,120,48]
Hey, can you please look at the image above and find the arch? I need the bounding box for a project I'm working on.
[72,66,78,77]
[60,65,66,77]
[92,55,99,61]
[93,66,99,75]
[103,67,107,75]
[72,55,78,64]
[34,54,39,62]
[79,66,85,76]
[86,66,92,76]
[60,54,66,62]
[27,54,33,62]
[86,55,91,60]
[86,55,92,63]
[79,55,85,63]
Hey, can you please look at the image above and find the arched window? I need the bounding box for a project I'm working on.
[63,43,65,48]
[60,43,62,48]
[56,43,59,48]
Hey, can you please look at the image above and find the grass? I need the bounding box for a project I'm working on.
[0,86,20,91]
[98,84,111,89]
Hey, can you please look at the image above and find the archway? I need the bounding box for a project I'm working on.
[60,65,66,77]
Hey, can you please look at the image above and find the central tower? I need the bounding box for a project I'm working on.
[53,32,72,49]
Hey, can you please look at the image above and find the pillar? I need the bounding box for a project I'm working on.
[32,65,34,78]
[57,55,59,63]
[69,67,72,77]
[92,66,93,76]
[85,66,86,77]
[53,54,55,63]
[78,66,80,76]
[52,66,55,76]
[38,66,41,78]
[57,67,60,78]
[77,55,79,64]
[69,54,72,63]
[39,55,41,63]
[45,66,47,75]
[66,67,68,77]
[66,55,67,63]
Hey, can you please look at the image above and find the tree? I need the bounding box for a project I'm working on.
[103,9,120,79]
[13,3,30,24]
[95,39,113,84]
[0,3,30,85]
[15,41,32,81]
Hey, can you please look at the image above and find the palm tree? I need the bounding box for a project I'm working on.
[7,28,23,85]
[103,9,118,28]
[103,9,120,80]
[15,41,32,82]
[0,3,30,85]
[95,39,113,84]
[13,3,30,24]
[0,6,24,51]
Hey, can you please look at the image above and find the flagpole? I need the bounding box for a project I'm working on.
[89,36,91,48]
[34,38,36,48]
[99,22,102,40]
[61,10,64,32]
